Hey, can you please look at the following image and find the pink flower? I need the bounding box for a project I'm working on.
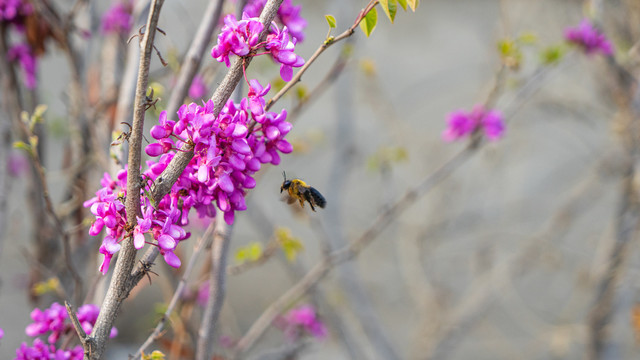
[101,1,133,35]
[442,105,505,142]
[7,43,37,89]
[564,19,613,56]
[189,75,208,100]
[8,151,29,177]
[280,304,327,340]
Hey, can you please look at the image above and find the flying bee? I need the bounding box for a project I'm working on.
[280,171,326,212]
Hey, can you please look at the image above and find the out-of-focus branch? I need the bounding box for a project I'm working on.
[165,0,225,117]
[288,44,351,121]
[88,1,165,359]
[586,54,640,360]
[261,0,378,115]
[132,221,216,359]
[233,144,476,355]
[196,217,232,360]
[1,22,84,302]
[0,25,21,263]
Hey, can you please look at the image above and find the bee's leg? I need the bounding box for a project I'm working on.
[304,191,316,212]
[298,198,305,208]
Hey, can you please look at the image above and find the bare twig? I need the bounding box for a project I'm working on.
[586,55,640,359]
[65,301,88,344]
[131,221,216,359]
[263,0,379,113]
[234,145,476,354]
[196,216,233,360]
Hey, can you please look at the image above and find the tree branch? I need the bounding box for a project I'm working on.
[88,1,165,359]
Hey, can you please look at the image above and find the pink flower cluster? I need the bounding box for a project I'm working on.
[0,0,32,23]
[8,44,37,89]
[278,305,327,340]
[145,88,293,226]
[2,0,37,89]
[16,303,115,359]
[211,13,304,81]
[86,80,292,274]
[442,105,505,142]
[15,339,83,360]
[101,1,133,35]
[564,19,613,56]
[188,75,208,100]
[84,169,189,273]
[243,0,307,42]
[25,303,117,344]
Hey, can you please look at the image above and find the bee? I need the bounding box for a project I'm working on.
[280,172,326,211]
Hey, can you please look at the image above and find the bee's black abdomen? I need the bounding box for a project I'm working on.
[309,187,326,208]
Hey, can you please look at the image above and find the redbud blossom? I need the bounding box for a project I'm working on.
[564,19,613,56]
[101,1,133,35]
[442,105,505,142]
[8,43,37,89]
[279,304,327,340]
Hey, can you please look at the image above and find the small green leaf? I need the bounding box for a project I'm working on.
[32,104,48,123]
[295,84,308,100]
[517,31,538,45]
[276,227,304,262]
[235,242,263,263]
[359,7,378,37]
[150,351,166,360]
[397,0,408,10]
[407,0,419,11]
[325,14,336,28]
[28,135,38,149]
[380,0,398,23]
[540,45,566,65]
[13,141,32,152]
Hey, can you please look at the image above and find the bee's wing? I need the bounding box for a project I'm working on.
[309,187,326,208]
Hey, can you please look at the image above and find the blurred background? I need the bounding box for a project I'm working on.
[2,0,640,359]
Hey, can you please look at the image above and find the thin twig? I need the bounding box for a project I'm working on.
[233,145,476,354]
[131,221,216,359]
[196,216,233,360]
[586,52,640,360]
[65,301,88,344]
[263,0,378,113]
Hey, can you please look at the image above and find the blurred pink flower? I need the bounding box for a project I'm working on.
[280,304,327,340]
[564,19,613,56]
[188,75,208,100]
[8,151,29,177]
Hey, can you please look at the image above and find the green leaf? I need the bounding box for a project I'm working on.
[380,0,397,23]
[407,0,419,11]
[540,45,566,65]
[276,227,304,262]
[150,351,166,360]
[325,14,336,28]
[359,7,378,37]
[32,104,48,122]
[517,31,538,45]
[235,242,263,263]
[13,141,32,152]
[397,0,408,10]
